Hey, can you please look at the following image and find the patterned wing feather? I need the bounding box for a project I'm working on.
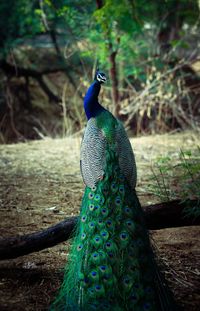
[80,118,107,188]
[116,121,137,188]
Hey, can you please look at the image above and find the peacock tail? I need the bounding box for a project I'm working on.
[51,148,155,310]
[50,72,177,311]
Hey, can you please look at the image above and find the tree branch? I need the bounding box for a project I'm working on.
[0,216,76,260]
[48,29,83,99]
[0,200,199,260]
[1,60,80,123]
[0,60,64,78]
[1,60,61,104]
[36,76,60,103]
[143,199,199,229]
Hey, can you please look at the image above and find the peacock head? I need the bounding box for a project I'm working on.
[95,70,107,84]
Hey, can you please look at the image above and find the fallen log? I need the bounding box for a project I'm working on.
[0,200,199,260]
[143,199,199,229]
[0,216,77,261]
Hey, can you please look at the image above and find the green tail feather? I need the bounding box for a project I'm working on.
[50,147,177,311]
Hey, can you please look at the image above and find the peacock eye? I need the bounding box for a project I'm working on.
[125,207,131,214]
[89,222,95,228]
[94,194,100,201]
[106,220,112,226]
[119,185,125,194]
[103,275,110,280]
[100,196,104,204]
[95,285,101,290]
[95,237,100,241]
[89,204,94,211]
[81,233,86,240]
[120,232,128,240]
[126,220,135,230]
[124,279,130,284]
[89,288,94,294]
[108,252,113,258]
[77,244,83,251]
[115,197,121,206]
[97,72,106,83]
[88,192,94,199]
[111,183,117,191]
[119,174,125,181]
[130,294,137,301]
[101,207,109,218]
[81,215,87,222]
[84,278,89,284]
[143,302,151,310]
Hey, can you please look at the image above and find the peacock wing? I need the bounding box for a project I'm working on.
[115,120,137,188]
[80,118,107,188]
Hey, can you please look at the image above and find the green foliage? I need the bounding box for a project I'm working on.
[148,148,200,218]
[0,0,43,54]
[0,0,199,141]
[93,0,141,33]
[91,0,143,70]
[0,0,96,57]
[1,0,199,70]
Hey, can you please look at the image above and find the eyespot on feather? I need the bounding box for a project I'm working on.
[81,215,87,222]
[88,192,94,200]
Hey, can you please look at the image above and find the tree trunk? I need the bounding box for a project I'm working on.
[109,49,120,117]
[0,200,199,261]
[95,0,120,118]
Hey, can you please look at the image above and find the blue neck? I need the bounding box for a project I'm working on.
[84,81,105,120]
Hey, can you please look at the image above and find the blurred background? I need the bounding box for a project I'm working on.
[0,0,199,143]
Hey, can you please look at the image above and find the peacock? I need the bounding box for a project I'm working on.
[51,70,177,311]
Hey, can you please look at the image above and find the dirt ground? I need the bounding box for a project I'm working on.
[0,130,200,311]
